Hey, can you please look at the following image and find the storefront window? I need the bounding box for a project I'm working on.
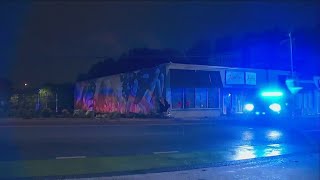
[208,88,220,108]
[184,88,195,108]
[195,88,207,108]
[171,88,183,109]
[171,88,222,110]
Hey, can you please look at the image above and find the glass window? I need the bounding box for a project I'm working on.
[184,88,195,108]
[208,88,220,108]
[195,88,207,108]
[171,88,183,109]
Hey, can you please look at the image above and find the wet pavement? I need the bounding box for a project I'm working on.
[96,153,320,180]
[0,121,318,162]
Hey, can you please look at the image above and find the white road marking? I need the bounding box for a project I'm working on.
[55,156,86,159]
[153,151,179,154]
[143,132,178,135]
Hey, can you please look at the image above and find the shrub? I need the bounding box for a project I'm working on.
[85,110,95,118]
[101,113,110,118]
[109,112,121,119]
[73,109,86,118]
[61,109,71,118]
[8,108,19,117]
[120,113,126,118]
[124,112,135,118]
[135,113,147,118]
[95,113,103,118]
[0,108,8,117]
[16,108,35,119]
[41,108,52,118]
[147,112,162,118]
[73,109,85,118]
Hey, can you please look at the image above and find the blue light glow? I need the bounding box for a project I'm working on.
[264,144,283,157]
[261,91,283,97]
[269,103,281,112]
[242,131,254,141]
[234,145,256,160]
[266,130,282,140]
[244,103,254,111]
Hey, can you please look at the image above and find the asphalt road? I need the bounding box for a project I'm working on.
[0,120,318,162]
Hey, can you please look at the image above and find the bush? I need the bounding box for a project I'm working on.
[61,109,71,117]
[85,110,95,118]
[109,112,121,119]
[0,108,8,117]
[147,112,162,118]
[135,113,147,118]
[8,108,19,117]
[124,112,135,118]
[16,108,36,119]
[101,113,109,118]
[41,108,53,118]
[73,109,85,118]
[95,113,101,118]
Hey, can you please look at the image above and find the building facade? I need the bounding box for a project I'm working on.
[74,63,320,118]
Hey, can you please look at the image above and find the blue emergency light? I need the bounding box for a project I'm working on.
[261,91,283,97]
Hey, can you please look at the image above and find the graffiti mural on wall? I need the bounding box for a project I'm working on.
[74,65,166,114]
[74,80,96,111]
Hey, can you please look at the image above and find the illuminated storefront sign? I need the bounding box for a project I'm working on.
[226,71,245,85]
[226,71,256,85]
[245,72,256,85]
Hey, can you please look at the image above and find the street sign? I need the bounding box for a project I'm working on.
[285,79,302,94]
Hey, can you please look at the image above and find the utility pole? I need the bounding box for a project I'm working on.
[45,92,48,109]
[289,32,294,77]
[280,32,295,77]
[287,32,298,119]
[55,92,58,113]
[37,89,40,111]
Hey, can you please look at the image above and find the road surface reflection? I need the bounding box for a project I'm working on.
[231,129,291,160]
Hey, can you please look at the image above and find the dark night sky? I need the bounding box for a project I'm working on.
[1,1,319,87]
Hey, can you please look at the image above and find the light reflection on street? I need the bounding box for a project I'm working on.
[231,143,287,161]
[226,126,311,162]
[242,131,254,141]
[233,145,256,160]
[266,130,282,140]
[264,144,283,157]
[267,143,281,148]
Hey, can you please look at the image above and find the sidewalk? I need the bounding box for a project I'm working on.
[72,153,320,180]
[0,117,177,126]
[0,116,319,129]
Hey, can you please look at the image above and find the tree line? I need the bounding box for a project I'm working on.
[78,24,320,81]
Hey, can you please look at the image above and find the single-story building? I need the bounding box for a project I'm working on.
[74,63,320,118]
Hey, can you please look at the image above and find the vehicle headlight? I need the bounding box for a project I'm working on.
[244,103,254,111]
[269,103,281,112]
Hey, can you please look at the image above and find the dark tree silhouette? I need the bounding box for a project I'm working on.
[81,48,188,81]
[186,39,212,65]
